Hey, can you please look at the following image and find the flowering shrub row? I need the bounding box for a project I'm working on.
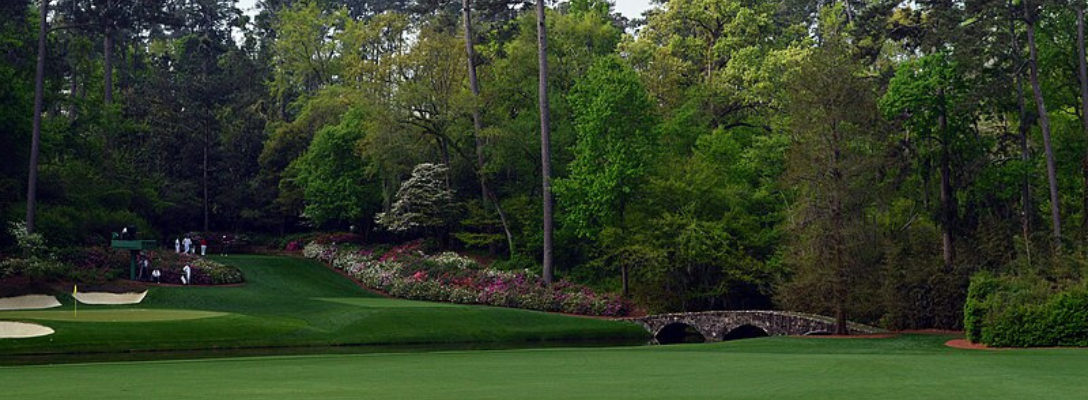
[303,242,630,316]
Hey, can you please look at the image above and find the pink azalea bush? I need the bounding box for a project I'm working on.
[302,242,631,316]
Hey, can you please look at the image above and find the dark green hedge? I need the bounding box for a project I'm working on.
[964,272,1088,347]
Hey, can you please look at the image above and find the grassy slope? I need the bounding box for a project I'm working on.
[0,255,645,357]
[2,335,1085,400]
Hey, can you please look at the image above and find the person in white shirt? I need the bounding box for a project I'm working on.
[182,264,192,285]
[175,238,181,253]
[182,237,192,254]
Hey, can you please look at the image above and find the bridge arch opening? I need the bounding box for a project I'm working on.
[655,323,706,344]
[721,324,769,341]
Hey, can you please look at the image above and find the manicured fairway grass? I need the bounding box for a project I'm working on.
[0,255,645,360]
[2,334,1085,400]
[0,309,227,322]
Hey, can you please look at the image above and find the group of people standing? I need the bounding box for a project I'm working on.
[136,253,191,285]
[174,236,208,256]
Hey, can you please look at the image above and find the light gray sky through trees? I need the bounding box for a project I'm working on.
[235,0,654,20]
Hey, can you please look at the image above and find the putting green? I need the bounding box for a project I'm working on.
[314,297,467,308]
[0,309,228,322]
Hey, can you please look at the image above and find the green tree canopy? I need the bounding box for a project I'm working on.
[556,55,658,238]
[293,107,382,227]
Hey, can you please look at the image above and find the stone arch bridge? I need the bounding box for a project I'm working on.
[626,310,884,344]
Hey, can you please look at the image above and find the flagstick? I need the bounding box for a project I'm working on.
[73,285,77,318]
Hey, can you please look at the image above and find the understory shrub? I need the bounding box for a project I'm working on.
[965,272,1088,347]
[35,205,156,246]
[310,232,365,246]
[303,242,631,316]
[55,246,129,283]
[177,232,254,252]
[145,251,245,285]
[0,222,67,281]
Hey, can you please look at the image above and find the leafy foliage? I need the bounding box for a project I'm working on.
[293,107,382,227]
[376,163,455,233]
[776,7,883,332]
[147,251,245,285]
[0,222,65,280]
[556,56,657,237]
[965,272,1088,347]
[10,0,1088,337]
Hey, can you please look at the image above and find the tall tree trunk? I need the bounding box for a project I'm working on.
[938,88,955,269]
[831,128,849,336]
[104,28,113,104]
[831,190,849,336]
[437,136,451,190]
[1009,1,1032,262]
[1077,6,1088,238]
[203,135,209,232]
[1019,77,1034,261]
[68,72,78,121]
[835,306,848,335]
[621,265,629,297]
[119,35,128,93]
[1024,2,1062,246]
[201,50,211,233]
[462,0,515,256]
[537,0,554,284]
[463,0,485,200]
[618,205,630,297]
[26,0,49,234]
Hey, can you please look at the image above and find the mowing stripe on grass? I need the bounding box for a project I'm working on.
[313,297,467,308]
[0,309,228,322]
[1,336,1085,400]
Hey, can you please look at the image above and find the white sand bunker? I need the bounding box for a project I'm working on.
[0,321,54,339]
[74,291,148,305]
[0,295,62,311]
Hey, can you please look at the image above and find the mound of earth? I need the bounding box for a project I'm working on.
[945,338,994,350]
[78,281,149,294]
[0,276,55,298]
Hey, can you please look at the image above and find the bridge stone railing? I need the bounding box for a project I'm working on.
[624,310,884,343]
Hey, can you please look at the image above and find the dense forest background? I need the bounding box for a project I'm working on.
[4,0,1088,329]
